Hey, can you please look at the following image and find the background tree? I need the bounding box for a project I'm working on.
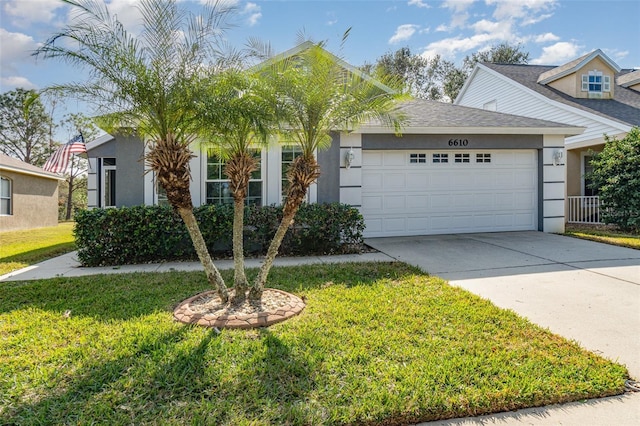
[588,128,640,232]
[250,40,405,299]
[0,88,52,165]
[362,47,456,101]
[35,0,238,302]
[364,42,530,103]
[57,113,100,220]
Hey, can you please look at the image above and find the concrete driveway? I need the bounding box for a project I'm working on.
[366,231,640,424]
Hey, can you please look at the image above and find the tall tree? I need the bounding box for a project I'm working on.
[0,88,52,165]
[363,47,456,100]
[462,42,530,72]
[35,0,238,302]
[249,40,405,299]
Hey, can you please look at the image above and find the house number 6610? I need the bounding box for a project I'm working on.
[448,139,469,147]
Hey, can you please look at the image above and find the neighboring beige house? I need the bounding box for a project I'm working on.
[456,49,640,223]
[0,154,63,231]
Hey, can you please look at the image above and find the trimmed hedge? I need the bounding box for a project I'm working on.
[74,203,365,266]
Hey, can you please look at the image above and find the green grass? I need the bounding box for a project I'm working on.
[0,263,627,425]
[0,223,76,275]
[565,224,640,250]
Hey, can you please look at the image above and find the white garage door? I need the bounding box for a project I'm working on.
[361,150,537,237]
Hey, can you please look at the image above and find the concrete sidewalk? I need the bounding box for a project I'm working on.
[367,231,640,425]
[0,250,395,282]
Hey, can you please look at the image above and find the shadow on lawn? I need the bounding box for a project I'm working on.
[2,327,314,425]
[0,262,418,321]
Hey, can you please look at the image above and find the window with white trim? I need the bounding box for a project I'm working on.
[206,149,262,205]
[454,153,470,163]
[581,70,611,93]
[432,153,448,163]
[0,176,12,215]
[476,153,491,163]
[409,153,427,164]
[281,145,302,200]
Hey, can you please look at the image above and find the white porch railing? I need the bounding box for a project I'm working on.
[567,196,602,224]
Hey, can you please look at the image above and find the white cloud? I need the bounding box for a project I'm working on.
[421,33,500,60]
[1,76,37,91]
[435,24,449,32]
[242,2,262,27]
[442,0,476,13]
[522,13,553,26]
[105,0,145,34]
[487,0,556,21]
[603,48,629,62]
[0,29,40,74]
[534,32,559,43]
[326,12,337,26]
[531,41,581,64]
[408,0,431,9]
[2,0,64,27]
[389,24,419,44]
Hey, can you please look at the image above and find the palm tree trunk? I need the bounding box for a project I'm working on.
[178,206,229,303]
[250,155,320,300]
[231,197,248,302]
[225,153,257,304]
[146,134,229,303]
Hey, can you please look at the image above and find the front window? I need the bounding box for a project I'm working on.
[206,149,262,206]
[582,70,611,93]
[102,158,116,208]
[0,176,12,215]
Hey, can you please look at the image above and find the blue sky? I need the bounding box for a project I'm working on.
[1,0,638,111]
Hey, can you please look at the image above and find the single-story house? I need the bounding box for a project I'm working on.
[0,154,63,231]
[455,49,640,223]
[85,44,584,238]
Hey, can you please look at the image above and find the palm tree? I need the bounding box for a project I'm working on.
[196,70,278,303]
[34,0,237,302]
[249,40,405,299]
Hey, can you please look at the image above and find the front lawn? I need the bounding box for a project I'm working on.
[565,224,640,250]
[0,222,76,275]
[0,263,627,425]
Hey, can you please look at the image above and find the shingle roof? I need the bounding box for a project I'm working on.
[618,70,640,88]
[484,63,640,127]
[0,154,63,180]
[371,99,581,130]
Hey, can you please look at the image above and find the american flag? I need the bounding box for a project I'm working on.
[43,134,87,174]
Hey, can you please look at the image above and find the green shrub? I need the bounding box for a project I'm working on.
[74,203,364,266]
[588,127,640,232]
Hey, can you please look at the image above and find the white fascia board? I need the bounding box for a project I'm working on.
[0,165,65,181]
[475,64,632,133]
[85,133,115,151]
[356,125,585,136]
[454,65,480,104]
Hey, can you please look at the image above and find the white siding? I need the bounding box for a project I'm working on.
[458,68,626,146]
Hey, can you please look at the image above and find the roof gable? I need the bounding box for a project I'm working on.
[251,41,396,94]
[537,49,621,85]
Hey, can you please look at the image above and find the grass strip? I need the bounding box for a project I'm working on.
[565,225,640,250]
[0,223,76,275]
[0,262,627,425]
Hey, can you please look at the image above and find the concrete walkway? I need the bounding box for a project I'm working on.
[366,231,640,425]
[0,251,394,282]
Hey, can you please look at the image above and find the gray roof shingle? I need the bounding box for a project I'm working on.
[0,154,62,180]
[368,99,580,130]
[484,63,640,127]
